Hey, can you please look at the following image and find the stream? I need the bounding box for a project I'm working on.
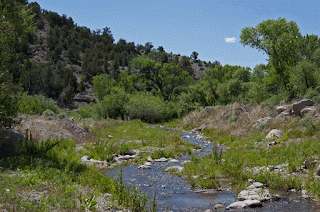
[107,130,319,211]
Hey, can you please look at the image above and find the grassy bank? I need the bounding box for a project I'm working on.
[180,103,320,198]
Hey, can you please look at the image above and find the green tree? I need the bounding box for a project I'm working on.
[0,1,35,127]
[240,17,302,90]
[191,51,199,62]
[290,60,318,96]
[131,56,192,100]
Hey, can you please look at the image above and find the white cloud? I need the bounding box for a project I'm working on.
[225,37,236,43]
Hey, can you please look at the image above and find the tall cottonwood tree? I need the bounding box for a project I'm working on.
[240,18,302,90]
[0,0,35,127]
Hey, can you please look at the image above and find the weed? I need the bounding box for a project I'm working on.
[22,131,60,162]
[78,194,97,211]
[258,122,269,131]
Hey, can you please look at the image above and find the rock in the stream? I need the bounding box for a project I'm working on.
[301,190,310,199]
[238,182,272,201]
[165,166,184,172]
[214,203,225,210]
[154,157,168,162]
[138,164,151,170]
[226,200,262,209]
[169,159,179,163]
[113,155,137,162]
[265,129,283,140]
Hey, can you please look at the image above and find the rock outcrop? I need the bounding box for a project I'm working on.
[292,99,314,116]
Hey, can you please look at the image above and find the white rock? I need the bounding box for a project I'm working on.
[154,157,168,162]
[113,155,137,162]
[265,129,283,140]
[301,190,309,199]
[144,162,152,166]
[238,187,272,201]
[226,200,262,209]
[169,159,179,163]
[165,166,184,172]
[81,156,90,161]
[147,156,153,162]
[247,182,264,189]
[138,165,151,169]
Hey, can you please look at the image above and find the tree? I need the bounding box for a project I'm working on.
[131,56,192,100]
[0,1,35,128]
[240,17,302,90]
[191,51,199,60]
[145,42,154,54]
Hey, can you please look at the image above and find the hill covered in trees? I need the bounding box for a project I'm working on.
[2,0,320,126]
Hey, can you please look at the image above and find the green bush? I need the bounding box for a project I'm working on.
[125,94,169,123]
[18,92,59,115]
[43,109,54,116]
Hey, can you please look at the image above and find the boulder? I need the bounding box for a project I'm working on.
[276,110,291,120]
[238,187,272,201]
[276,106,289,114]
[265,129,283,140]
[300,106,317,117]
[226,200,262,209]
[292,99,314,116]
[214,203,225,210]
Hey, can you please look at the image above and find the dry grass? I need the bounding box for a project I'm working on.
[182,102,316,138]
[13,114,91,143]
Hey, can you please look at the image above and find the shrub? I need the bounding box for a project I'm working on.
[18,92,59,115]
[57,113,66,119]
[43,109,54,116]
[125,94,169,123]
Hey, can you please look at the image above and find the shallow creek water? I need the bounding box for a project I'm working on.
[106,131,319,211]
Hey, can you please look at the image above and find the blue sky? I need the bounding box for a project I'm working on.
[30,0,320,70]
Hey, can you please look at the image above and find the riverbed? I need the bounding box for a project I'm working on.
[107,131,319,211]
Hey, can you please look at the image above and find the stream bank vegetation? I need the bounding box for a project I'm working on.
[181,103,320,199]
